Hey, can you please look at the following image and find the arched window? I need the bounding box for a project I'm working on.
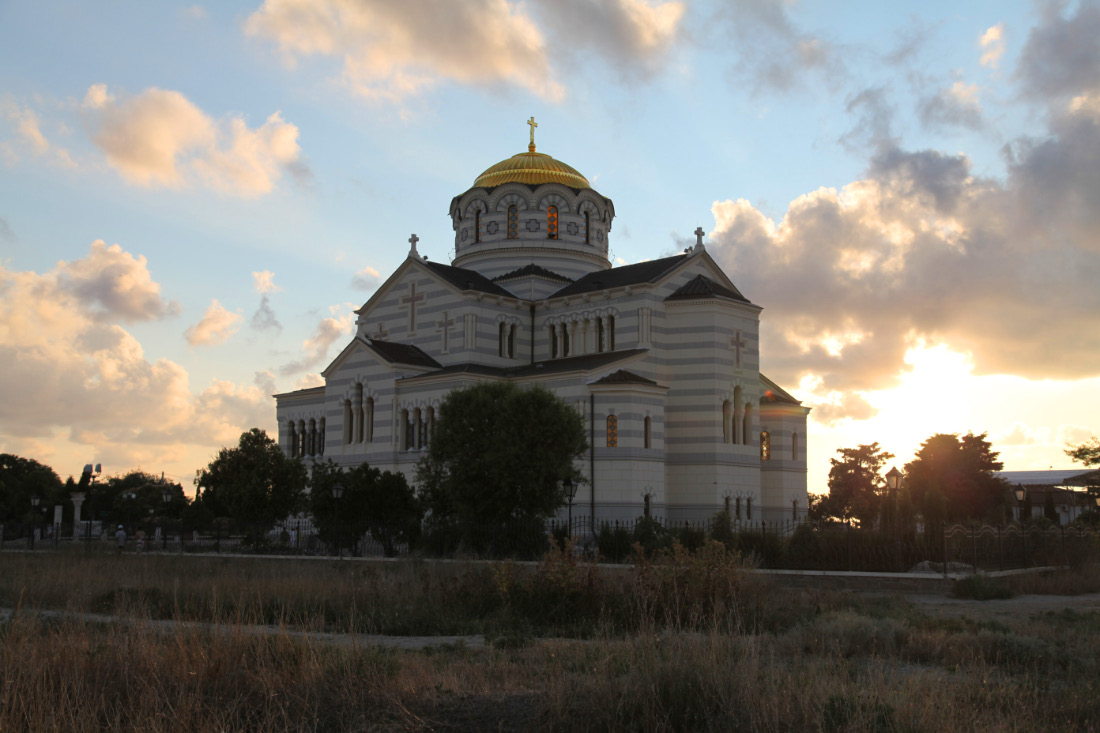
[643,493,651,518]
[549,325,557,358]
[746,497,753,520]
[584,210,590,244]
[426,406,435,446]
[413,408,422,450]
[722,400,731,443]
[742,404,752,446]
[562,324,570,357]
[507,204,518,239]
[732,386,743,444]
[735,496,742,520]
[354,383,364,443]
[402,409,411,450]
[343,400,352,444]
[606,414,618,447]
[607,315,615,350]
[366,397,374,442]
[760,430,771,460]
[318,418,326,456]
[792,432,799,460]
[547,205,558,239]
[724,496,731,514]
[644,416,652,449]
[474,209,482,243]
[507,324,516,358]
[792,499,798,521]
[287,421,297,457]
[498,322,506,357]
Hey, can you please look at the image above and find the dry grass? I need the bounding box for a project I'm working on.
[3,546,1100,731]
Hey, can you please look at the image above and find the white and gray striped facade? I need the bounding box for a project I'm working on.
[275,164,809,523]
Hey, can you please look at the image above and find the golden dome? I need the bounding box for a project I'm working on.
[473,150,590,189]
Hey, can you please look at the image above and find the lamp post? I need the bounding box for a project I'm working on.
[564,478,578,537]
[1014,486,1027,523]
[331,483,345,559]
[30,495,40,549]
[161,488,172,551]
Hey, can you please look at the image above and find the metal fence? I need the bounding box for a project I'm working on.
[3,517,1098,573]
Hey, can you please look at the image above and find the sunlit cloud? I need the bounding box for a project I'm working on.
[252,270,281,294]
[979,23,1005,69]
[0,97,76,168]
[350,265,380,291]
[278,304,356,375]
[83,84,305,196]
[0,246,271,473]
[185,299,242,346]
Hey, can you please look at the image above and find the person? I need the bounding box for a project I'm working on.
[115,525,126,553]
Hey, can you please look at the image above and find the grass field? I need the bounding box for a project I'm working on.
[2,544,1099,731]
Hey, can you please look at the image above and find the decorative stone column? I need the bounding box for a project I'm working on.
[71,492,86,539]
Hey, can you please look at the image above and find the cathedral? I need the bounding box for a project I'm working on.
[275,121,809,523]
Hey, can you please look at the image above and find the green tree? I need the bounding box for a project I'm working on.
[310,460,422,557]
[0,454,63,523]
[1066,437,1100,507]
[904,432,1008,522]
[416,382,587,550]
[97,471,186,528]
[814,443,894,525]
[195,428,306,542]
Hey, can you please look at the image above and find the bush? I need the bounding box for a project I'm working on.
[953,574,1013,600]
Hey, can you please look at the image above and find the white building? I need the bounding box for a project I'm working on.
[275,125,809,523]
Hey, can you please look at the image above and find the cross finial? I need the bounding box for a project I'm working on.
[694,226,705,247]
[527,116,538,152]
[408,233,419,257]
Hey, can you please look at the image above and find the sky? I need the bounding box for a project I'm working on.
[1,0,1098,496]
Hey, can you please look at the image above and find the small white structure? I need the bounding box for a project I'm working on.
[275,124,809,523]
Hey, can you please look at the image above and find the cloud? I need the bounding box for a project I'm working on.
[83,84,304,196]
[0,97,76,168]
[185,299,242,346]
[294,374,324,389]
[57,239,180,322]
[1016,3,1100,101]
[918,81,983,131]
[350,265,380,291]
[708,0,839,94]
[250,295,282,333]
[980,23,1005,69]
[709,101,1100,422]
[529,0,685,81]
[0,248,272,467]
[0,217,14,243]
[252,270,281,294]
[278,305,355,375]
[246,0,564,104]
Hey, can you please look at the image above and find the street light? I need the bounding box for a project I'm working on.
[161,488,172,550]
[1014,486,1027,522]
[563,478,578,536]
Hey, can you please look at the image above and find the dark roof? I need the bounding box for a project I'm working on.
[493,263,573,284]
[272,385,325,399]
[759,374,802,406]
[665,274,749,303]
[422,260,513,297]
[398,349,649,383]
[591,369,658,386]
[550,254,687,298]
[367,339,441,369]
[996,470,1100,487]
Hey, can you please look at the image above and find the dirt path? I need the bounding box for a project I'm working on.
[904,591,1100,621]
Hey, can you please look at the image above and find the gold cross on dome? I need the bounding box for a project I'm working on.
[527,116,538,152]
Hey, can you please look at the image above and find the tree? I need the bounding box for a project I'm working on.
[310,460,422,556]
[0,454,63,523]
[1066,437,1100,505]
[904,432,1008,522]
[416,382,587,547]
[814,443,894,525]
[195,428,306,541]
